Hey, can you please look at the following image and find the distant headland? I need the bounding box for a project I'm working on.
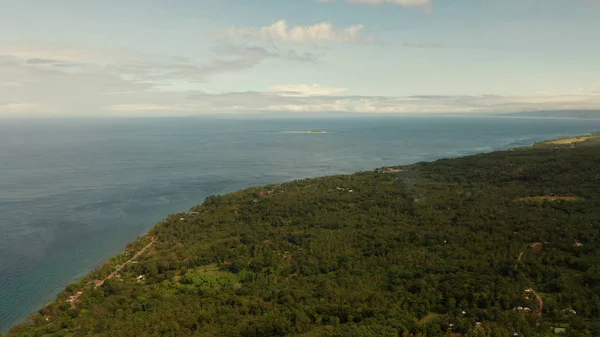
[280,130,326,134]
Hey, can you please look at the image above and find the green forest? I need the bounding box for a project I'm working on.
[4,136,600,337]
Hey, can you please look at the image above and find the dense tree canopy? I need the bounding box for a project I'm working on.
[4,137,600,337]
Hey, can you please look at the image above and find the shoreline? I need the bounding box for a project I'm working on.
[2,131,598,334]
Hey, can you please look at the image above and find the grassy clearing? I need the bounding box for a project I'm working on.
[515,196,581,203]
[418,313,441,325]
[380,168,403,173]
[197,264,222,275]
[546,135,593,145]
[172,264,224,284]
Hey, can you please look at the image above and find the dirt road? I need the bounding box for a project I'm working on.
[526,288,543,317]
[67,237,155,307]
[96,237,155,287]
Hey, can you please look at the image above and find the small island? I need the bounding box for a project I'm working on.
[4,134,600,337]
[308,130,326,134]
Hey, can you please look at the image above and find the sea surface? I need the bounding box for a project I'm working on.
[1,115,600,332]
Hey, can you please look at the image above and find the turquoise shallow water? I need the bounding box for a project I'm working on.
[1,115,600,332]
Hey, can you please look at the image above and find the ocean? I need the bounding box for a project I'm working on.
[1,115,599,332]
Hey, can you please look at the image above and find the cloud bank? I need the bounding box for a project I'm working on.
[222,20,370,44]
[272,84,350,96]
[183,92,600,115]
[2,42,599,117]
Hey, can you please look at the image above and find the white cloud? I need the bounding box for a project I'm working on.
[0,103,45,113]
[0,42,145,66]
[272,84,349,96]
[0,41,322,116]
[222,20,370,44]
[0,42,317,85]
[105,104,196,112]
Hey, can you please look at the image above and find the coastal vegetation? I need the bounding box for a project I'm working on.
[3,135,600,337]
[541,135,594,146]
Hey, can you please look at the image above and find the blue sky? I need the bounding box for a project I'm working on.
[0,0,599,116]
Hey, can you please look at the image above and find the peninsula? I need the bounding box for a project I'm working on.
[4,135,600,337]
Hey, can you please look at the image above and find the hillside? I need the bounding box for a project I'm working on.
[4,136,600,337]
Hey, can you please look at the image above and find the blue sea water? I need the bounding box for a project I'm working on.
[1,115,600,332]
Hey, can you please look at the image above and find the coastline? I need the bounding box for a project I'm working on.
[2,131,599,334]
[439,114,600,121]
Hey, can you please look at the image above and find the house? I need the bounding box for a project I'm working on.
[189,211,199,215]
[524,307,531,312]
[574,241,583,247]
[554,327,566,334]
[136,275,144,281]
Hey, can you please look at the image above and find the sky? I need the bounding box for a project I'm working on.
[0,0,599,117]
